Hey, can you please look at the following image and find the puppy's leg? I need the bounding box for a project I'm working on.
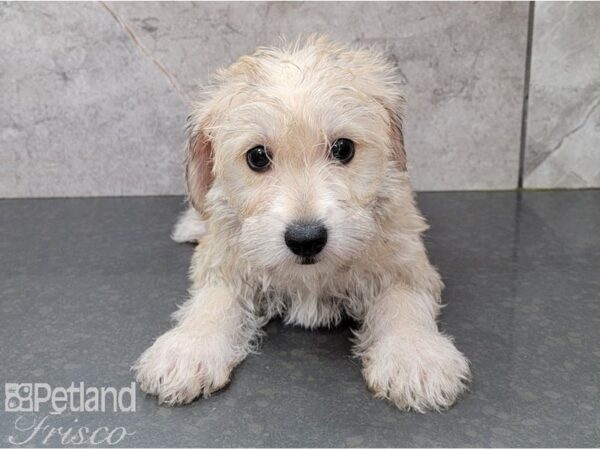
[171,207,206,243]
[133,285,257,405]
[356,274,470,412]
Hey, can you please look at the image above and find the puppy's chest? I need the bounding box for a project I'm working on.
[256,283,364,329]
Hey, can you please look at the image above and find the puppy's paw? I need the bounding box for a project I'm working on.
[362,332,470,412]
[171,207,206,243]
[133,329,235,405]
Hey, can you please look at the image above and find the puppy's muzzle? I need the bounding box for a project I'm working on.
[284,221,328,261]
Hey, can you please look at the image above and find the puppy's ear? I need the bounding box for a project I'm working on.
[385,106,407,171]
[185,112,214,213]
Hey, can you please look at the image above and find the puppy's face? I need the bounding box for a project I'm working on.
[187,38,406,275]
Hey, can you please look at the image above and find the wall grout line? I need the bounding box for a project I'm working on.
[518,1,536,190]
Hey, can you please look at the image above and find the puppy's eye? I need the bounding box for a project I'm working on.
[329,138,355,164]
[246,146,272,172]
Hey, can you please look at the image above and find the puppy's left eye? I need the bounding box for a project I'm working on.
[246,146,272,172]
[329,138,355,164]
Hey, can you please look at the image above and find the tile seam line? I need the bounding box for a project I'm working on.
[518,1,536,190]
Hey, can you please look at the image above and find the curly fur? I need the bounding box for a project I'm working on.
[134,36,470,411]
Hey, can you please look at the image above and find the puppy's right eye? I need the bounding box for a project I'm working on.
[329,138,355,164]
[246,146,272,172]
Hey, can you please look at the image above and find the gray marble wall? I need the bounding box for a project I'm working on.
[524,2,600,189]
[0,2,597,198]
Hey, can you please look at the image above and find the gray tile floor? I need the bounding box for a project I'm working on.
[0,191,598,447]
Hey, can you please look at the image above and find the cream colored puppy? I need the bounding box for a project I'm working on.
[134,36,470,412]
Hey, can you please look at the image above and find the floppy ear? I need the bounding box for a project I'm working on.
[385,105,407,171]
[185,113,214,213]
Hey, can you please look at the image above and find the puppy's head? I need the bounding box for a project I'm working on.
[186,36,406,275]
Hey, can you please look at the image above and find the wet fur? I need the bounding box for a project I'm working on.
[134,36,470,412]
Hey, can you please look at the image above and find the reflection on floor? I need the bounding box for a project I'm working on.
[0,191,598,447]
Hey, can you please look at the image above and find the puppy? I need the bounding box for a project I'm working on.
[134,36,470,412]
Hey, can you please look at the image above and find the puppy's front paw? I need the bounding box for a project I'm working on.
[362,332,470,412]
[133,329,235,405]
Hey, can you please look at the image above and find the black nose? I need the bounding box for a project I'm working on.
[284,222,328,258]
